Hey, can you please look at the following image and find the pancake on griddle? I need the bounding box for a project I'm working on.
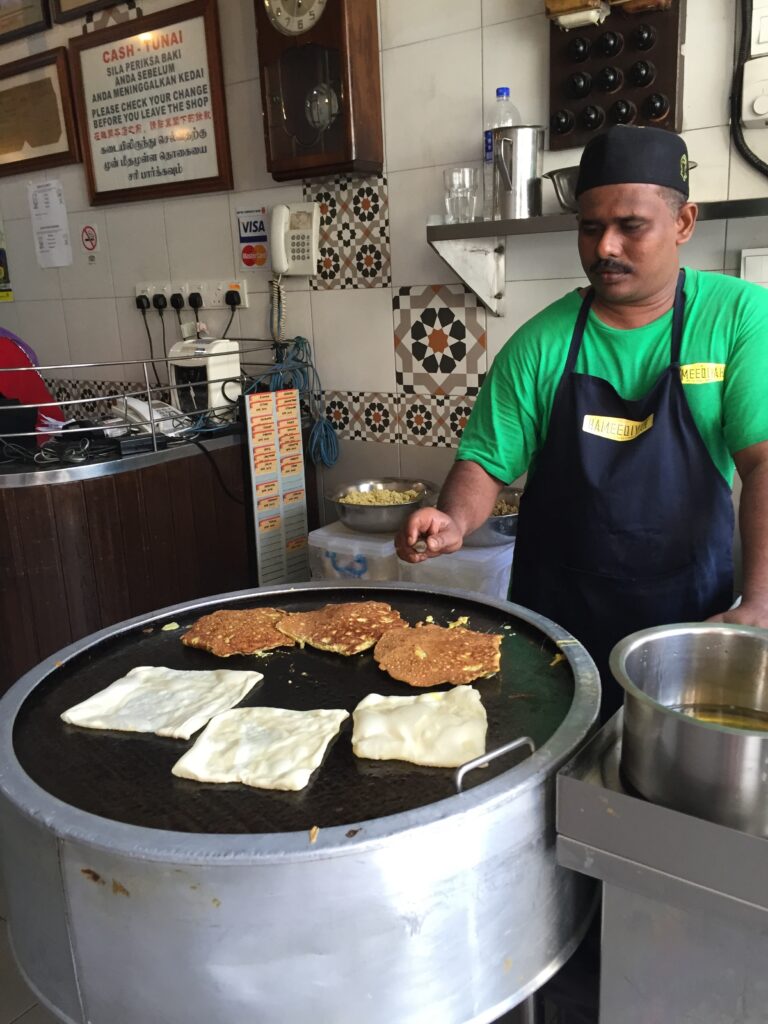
[373,623,501,687]
[182,608,295,657]
[276,601,406,656]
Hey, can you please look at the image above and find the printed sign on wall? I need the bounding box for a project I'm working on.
[68,0,232,205]
[237,206,269,271]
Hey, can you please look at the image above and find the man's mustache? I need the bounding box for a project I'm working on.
[590,259,632,274]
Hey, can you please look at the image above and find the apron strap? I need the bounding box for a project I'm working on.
[670,268,686,365]
[557,288,595,399]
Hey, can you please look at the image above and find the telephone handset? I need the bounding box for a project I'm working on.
[121,396,191,437]
[270,202,320,276]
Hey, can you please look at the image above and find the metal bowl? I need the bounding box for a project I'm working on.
[543,167,579,212]
[544,162,698,214]
[328,478,437,534]
[611,622,768,837]
[463,486,522,547]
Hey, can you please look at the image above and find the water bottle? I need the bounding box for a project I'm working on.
[483,87,520,219]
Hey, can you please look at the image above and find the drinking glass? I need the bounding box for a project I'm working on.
[443,166,479,223]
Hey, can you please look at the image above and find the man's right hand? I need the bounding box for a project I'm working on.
[395,507,464,563]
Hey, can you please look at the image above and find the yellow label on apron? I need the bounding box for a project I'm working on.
[680,362,725,384]
[582,413,654,442]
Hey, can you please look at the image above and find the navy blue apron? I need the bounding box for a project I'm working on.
[510,271,734,719]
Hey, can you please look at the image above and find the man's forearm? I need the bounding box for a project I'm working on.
[738,460,768,609]
[437,461,504,537]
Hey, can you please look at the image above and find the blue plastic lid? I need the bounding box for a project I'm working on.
[496,86,510,99]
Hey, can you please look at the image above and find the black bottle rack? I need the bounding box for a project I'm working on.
[548,0,686,151]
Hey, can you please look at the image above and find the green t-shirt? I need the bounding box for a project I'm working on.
[458,267,768,486]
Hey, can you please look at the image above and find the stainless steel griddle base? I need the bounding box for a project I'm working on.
[557,715,768,1024]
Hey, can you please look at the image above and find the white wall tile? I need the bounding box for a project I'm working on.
[681,0,736,132]
[482,14,549,129]
[310,288,395,392]
[15,300,71,373]
[0,171,45,222]
[505,229,583,281]
[226,78,275,193]
[389,166,461,286]
[482,0,543,26]
[724,216,768,273]
[488,277,584,360]
[56,165,92,215]
[684,126,730,203]
[239,290,313,345]
[727,130,768,200]
[106,202,170,297]
[164,194,235,281]
[0,926,35,1023]
[218,0,259,84]
[4,219,62,301]
[380,0,481,50]
[63,298,123,380]
[383,30,482,172]
[680,220,726,272]
[0,301,21,337]
[58,213,115,299]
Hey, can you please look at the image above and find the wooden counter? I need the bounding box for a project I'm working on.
[0,437,256,694]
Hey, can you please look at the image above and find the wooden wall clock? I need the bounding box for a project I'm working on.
[254,0,383,181]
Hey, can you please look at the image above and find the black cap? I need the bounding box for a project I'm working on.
[575,125,689,199]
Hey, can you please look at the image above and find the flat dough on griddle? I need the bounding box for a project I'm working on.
[182,607,295,657]
[373,623,501,687]
[60,666,263,740]
[171,706,349,791]
[352,686,487,768]
[276,601,406,656]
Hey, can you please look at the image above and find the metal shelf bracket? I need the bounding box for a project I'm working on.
[428,235,506,317]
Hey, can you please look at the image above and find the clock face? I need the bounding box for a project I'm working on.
[264,0,328,36]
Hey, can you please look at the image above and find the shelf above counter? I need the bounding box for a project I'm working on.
[425,197,768,315]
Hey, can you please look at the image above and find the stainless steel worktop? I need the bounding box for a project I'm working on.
[0,432,242,488]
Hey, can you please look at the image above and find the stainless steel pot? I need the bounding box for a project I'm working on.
[0,582,600,1024]
[493,126,544,219]
[610,622,768,836]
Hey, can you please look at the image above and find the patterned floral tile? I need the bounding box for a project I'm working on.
[393,285,487,397]
[400,395,450,447]
[358,392,400,444]
[43,378,169,418]
[303,175,391,290]
[445,394,476,446]
[323,390,362,439]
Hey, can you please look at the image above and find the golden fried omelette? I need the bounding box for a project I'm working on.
[276,601,406,656]
[373,623,501,687]
[182,608,295,657]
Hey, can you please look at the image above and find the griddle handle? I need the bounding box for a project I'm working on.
[454,735,536,794]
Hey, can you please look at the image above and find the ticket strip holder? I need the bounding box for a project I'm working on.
[243,388,310,586]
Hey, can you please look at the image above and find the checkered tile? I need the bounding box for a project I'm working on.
[303,175,391,290]
[393,285,487,397]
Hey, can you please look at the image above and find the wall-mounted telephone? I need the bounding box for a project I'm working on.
[121,396,191,437]
[270,202,320,276]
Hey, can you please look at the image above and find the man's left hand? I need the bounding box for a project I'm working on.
[707,601,768,629]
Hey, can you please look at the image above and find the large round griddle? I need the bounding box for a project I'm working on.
[13,586,574,834]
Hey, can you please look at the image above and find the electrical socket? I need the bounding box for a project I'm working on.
[135,281,172,305]
[138,280,249,310]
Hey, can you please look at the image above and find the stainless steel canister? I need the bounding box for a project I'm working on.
[610,623,768,836]
[492,126,544,219]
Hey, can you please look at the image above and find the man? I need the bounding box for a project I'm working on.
[397,125,768,719]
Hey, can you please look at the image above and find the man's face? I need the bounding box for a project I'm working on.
[577,183,693,304]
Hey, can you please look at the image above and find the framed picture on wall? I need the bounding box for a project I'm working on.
[51,0,116,23]
[0,48,80,177]
[68,0,232,205]
[0,0,51,45]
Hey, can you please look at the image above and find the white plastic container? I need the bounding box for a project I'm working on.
[400,542,515,601]
[308,522,399,582]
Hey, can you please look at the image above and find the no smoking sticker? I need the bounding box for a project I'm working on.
[81,225,99,253]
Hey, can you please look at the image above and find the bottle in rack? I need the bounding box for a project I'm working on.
[483,86,521,219]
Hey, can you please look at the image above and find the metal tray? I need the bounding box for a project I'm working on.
[12,583,576,834]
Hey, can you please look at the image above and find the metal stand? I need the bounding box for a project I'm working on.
[557,714,768,1024]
